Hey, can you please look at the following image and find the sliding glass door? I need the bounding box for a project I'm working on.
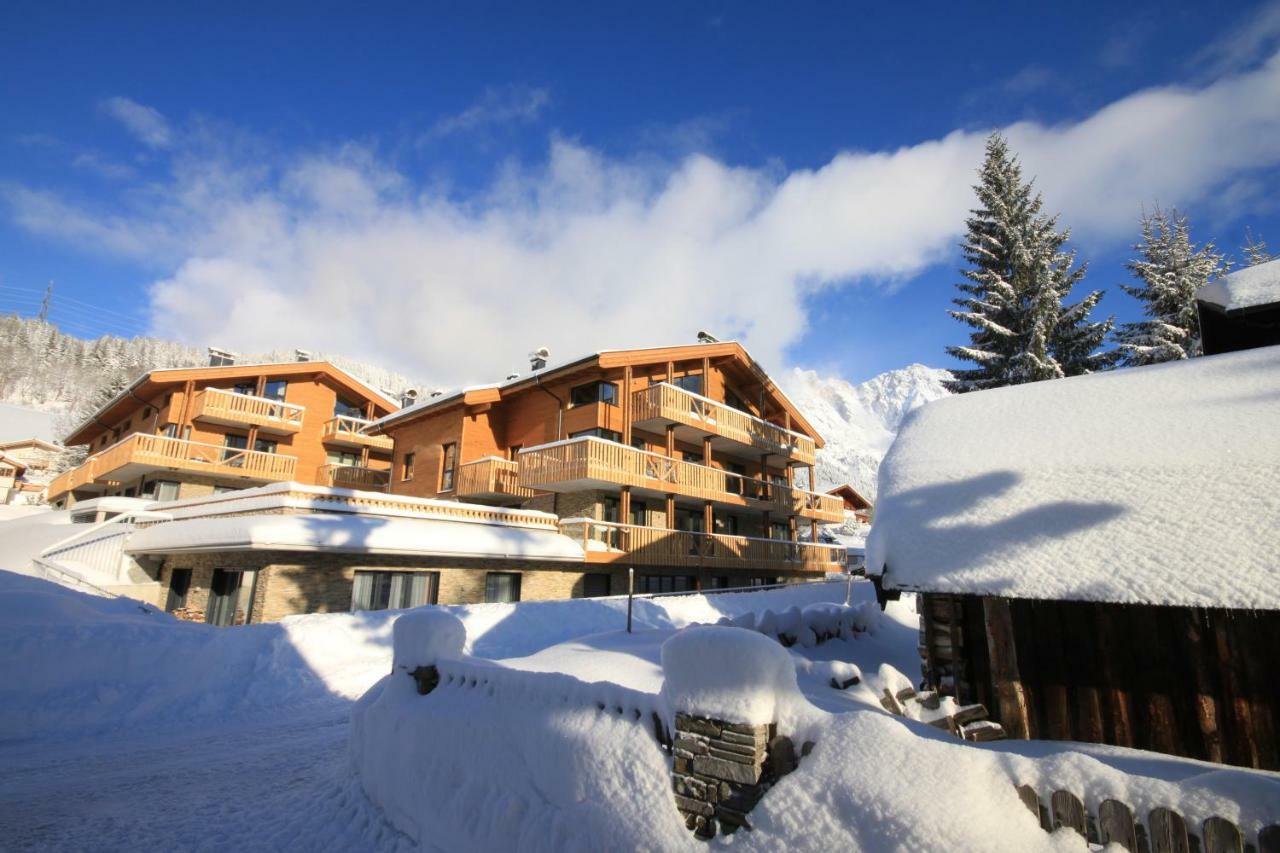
[207,568,258,626]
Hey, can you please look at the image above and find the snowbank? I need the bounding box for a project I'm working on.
[1198,257,1280,311]
[868,346,1280,609]
[0,509,76,575]
[391,609,465,672]
[660,626,802,725]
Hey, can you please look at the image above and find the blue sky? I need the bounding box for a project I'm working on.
[3,1,1280,385]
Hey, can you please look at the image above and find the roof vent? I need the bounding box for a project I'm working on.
[207,347,237,367]
[696,331,719,344]
[400,388,419,408]
[506,372,521,381]
[429,389,445,398]
[294,349,313,363]
[529,347,550,371]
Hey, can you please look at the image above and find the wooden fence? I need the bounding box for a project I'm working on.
[1016,784,1279,852]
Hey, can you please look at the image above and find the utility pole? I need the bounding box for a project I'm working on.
[38,280,53,322]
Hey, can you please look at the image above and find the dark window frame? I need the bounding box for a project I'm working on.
[402,451,415,481]
[439,442,457,491]
[569,381,619,408]
[485,572,522,603]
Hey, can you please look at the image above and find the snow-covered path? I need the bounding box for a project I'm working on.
[0,700,414,852]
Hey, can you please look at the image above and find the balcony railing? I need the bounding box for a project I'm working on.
[317,464,390,492]
[321,415,394,451]
[192,388,305,434]
[71,433,297,487]
[560,518,846,573]
[631,383,817,465]
[456,456,536,501]
[47,461,112,500]
[519,436,843,522]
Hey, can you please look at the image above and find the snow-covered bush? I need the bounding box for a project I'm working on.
[716,601,877,648]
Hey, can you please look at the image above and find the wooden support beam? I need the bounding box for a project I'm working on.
[982,596,1031,739]
[666,424,676,458]
[622,365,633,445]
[666,494,676,529]
[620,486,632,551]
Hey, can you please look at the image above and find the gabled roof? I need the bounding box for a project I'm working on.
[64,361,400,446]
[1198,257,1280,313]
[867,346,1280,610]
[0,438,62,453]
[826,484,872,510]
[372,341,823,446]
[0,452,26,474]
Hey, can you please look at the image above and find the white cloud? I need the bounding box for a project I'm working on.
[1193,0,1280,78]
[99,96,172,148]
[423,85,551,140]
[9,55,1280,387]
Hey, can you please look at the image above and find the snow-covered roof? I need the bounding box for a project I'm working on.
[125,512,586,561]
[867,346,1280,609]
[1197,258,1280,312]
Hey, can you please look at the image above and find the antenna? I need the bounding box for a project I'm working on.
[38,281,53,323]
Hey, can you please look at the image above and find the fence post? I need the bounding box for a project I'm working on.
[627,567,634,634]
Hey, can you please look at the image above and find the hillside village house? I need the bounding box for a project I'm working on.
[0,452,31,504]
[45,354,399,508]
[826,483,873,524]
[32,341,845,624]
[867,280,1280,771]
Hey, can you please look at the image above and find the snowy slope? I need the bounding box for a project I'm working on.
[0,402,59,443]
[783,364,951,497]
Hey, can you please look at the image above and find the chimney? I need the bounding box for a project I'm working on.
[529,347,550,371]
[207,347,237,367]
[400,388,419,408]
[696,331,719,344]
[294,349,313,363]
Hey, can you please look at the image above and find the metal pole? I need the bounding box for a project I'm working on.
[627,567,634,633]
[844,569,853,607]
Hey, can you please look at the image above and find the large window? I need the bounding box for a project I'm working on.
[253,437,277,455]
[262,380,288,401]
[570,427,622,443]
[439,442,457,491]
[569,381,618,407]
[351,571,438,611]
[675,508,705,533]
[231,381,256,396]
[582,573,611,598]
[637,574,695,594]
[334,396,364,418]
[143,479,181,502]
[485,572,522,603]
[724,387,749,413]
[207,569,257,626]
[165,568,192,612]
[222,433,249,465]
[327,449,360,467]
[673,373,703,395]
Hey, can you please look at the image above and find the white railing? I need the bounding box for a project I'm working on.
[38,509,169,586]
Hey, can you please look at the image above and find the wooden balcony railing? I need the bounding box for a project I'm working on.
[631,383,817,465]
[519,437,843,522]
[321,415,394,451]
[559,518,846,573]
[89,433,296,483]
[46,460,111,500]
[192,388,305,434]
[317,464,390,492]
[456,456,536,501]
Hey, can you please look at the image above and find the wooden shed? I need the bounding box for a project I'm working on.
[867,345,1280,770]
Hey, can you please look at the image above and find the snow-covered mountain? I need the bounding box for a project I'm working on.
[783,363,952,498]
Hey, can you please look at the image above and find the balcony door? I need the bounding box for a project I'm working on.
[207,569,257,626]
[222,434,248,465]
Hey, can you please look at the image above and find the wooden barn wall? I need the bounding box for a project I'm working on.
[921,593,1280,771]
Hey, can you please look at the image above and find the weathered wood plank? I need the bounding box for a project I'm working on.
[1094,603,1134,748]
[1098,798,1138,851]
[1149,807,1190,853]
[1202,816,1243,853]
[1051,789,1087,837]
[1182,609,1224,763]
[982,597,1030,739]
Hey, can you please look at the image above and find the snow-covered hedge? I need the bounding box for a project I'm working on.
[715,601,877,648]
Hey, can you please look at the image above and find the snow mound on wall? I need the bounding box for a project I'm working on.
[869,346,1280,609]
[659,626,801,725]
[783,364,951,497]
[392,609,465,671]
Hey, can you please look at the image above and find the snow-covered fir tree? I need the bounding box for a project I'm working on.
[1243,228,1272,267]
[945,133,1114,393]
[1114,208,1230,366]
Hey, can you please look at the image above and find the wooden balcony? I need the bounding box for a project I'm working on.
[321,415,394,451]
[631,383,817,465]
[560,519,846,573]
[456,456,536,503]
[47,462,113,500]
[86,433,296,485]
[192,388,305,435]
[317,464,390,492]
[519,437,843,522]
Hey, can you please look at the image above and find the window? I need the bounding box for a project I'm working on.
[334,396,364,418]
[637,574,695,594]
[351,571,438,611]
[485,572,522,603]
[253,437,277,455]
[327,449,360,467]
[165,568,192,612]
[631,437,648,451]
[507,444,522,461]
[770,522,790,541]
[715,513,740,536]
[675,508,704,533]
[570,427,622,443]
[569,381,618,407]
[725,462,746,495]
[724,387,749,413]
[601,496,620,523]
[231,381,256,396]
[673,373,703,395]
[260,380,287,402]
[143,479,180,502]
[682,451,703,465]
[439,442,457,491]
[142,406,153,419]
[212,485,240,495]
[223,433,249,465]
[582,573,612,598]
[206,569,258,627]
[629,499,647,527]
[402,452,415,481]
[161,423,179,438]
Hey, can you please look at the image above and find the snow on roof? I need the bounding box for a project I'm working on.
[867,346,1280,609]
[125,512,586,561]
[1197,257,1280,312]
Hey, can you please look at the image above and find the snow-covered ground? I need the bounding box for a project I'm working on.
[2,571,1277,851]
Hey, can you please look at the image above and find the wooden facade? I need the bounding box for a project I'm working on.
[378,343,846,577]
[920,593,1280,770]
[47,361,397,507]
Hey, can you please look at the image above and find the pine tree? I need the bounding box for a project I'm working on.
[1115,208,1230,366]
[1243,228,1273,267]
[945,133,1114,392]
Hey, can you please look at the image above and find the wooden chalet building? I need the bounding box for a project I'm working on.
[46,352,398,508]
[827,483,873,523]
[371,341,847,594]
[868,343,1280,770]
[1197,257,1280,355]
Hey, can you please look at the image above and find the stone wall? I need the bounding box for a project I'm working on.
[672,713,772,837]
